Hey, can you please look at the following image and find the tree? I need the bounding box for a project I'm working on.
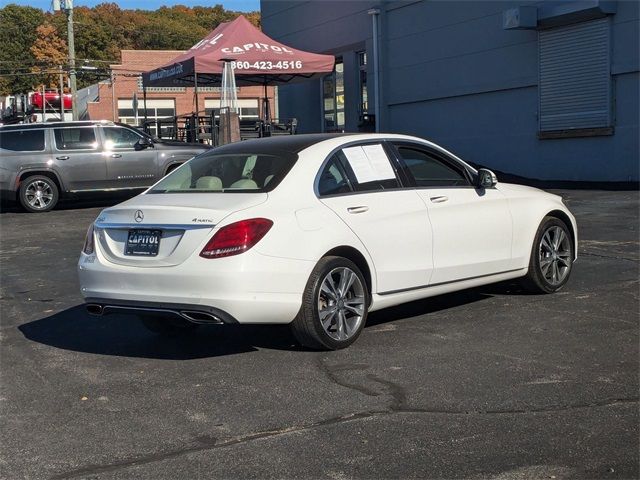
[0,4,260,94]
[30,22,67,89]
[0,5,45,94]
[244,11,261,28]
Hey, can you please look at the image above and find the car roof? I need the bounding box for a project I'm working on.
[210,133,361,155]
[0,121,118,131]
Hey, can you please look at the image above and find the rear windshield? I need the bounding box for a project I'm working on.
[148,151,296,194]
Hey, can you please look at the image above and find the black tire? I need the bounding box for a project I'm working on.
[18,175,59,213]
[521,216,574,294]
[164,163,182,176]
[141,315,200,337]
[291,256,370,350]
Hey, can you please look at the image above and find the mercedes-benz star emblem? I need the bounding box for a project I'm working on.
[134,210,144,223]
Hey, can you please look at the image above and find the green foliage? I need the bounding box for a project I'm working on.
[0,4,46,94]
[0,3,259,94]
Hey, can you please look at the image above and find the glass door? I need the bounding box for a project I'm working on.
[322,58,344,132]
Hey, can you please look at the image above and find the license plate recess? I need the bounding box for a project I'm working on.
[125,229,161,256]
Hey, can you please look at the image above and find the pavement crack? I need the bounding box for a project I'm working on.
[580,251,638,263]
[49,436,221,480]
[395,396,640,415]
[48,397,639,479]
[366,374,408,410]
[49,411,385,480]
[316,357,380,397]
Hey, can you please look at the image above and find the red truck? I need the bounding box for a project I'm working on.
[31,90,72,110]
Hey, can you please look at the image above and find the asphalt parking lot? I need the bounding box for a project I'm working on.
[1,190,638,479]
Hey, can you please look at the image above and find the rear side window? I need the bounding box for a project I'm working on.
[149,152,296,193]
[0,129,45,152]
[317,155,351,196]
[54,127,97,151]
[396,146,469,187]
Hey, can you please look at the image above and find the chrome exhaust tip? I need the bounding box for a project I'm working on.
[86,304,104,316]
[180,310,223,324]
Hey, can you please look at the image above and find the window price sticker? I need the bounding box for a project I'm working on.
[343,144,395,184]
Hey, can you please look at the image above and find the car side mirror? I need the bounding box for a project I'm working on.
[476,168,497,189]
[135,137,154,150]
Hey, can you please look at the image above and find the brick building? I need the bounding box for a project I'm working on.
[87,50,275,135]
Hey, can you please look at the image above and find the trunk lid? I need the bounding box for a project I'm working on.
[94,193,267,267]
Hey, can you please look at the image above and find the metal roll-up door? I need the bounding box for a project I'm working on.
[538,17,611,134]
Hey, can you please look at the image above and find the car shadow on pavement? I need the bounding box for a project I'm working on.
[18,284,520,359]
[18,305,298,359]
[366,287,499,327]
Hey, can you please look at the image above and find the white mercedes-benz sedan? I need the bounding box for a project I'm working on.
[78,134,577,349]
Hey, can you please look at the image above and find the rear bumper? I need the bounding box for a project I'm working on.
[78,250,314,324]
[84,298,238,324]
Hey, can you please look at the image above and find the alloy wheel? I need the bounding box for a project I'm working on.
[317,267,366,341]
[24,180,54,210]
[538,225,572,286]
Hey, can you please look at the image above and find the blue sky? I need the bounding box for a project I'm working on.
[0,0,259,11]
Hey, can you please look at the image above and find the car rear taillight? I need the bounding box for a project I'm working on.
[82,223,95,255]
[200,218,273,259]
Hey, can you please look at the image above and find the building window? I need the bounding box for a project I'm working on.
[323,58,345,132]
[118,98,176,137]
[357,51,368,119]
[204,98,260,119]
[538,17,612,138]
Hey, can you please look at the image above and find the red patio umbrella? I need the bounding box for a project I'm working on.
[142,15,335,123]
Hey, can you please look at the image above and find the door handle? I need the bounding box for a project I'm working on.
[111,154,122,158]
[430,195,449,203]
[347,206,369,214]
[55,156,69,161]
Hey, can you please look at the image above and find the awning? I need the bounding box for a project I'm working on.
[142,15,335,88]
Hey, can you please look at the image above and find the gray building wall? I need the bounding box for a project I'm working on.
[261,0,639,182]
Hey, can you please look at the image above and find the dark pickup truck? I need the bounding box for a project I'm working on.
[0,121,210,212]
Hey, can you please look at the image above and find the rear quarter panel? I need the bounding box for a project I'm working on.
[156,145,209,175]
[220,194,379,294]
[1,129,66,194]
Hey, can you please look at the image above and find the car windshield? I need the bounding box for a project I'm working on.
[148,151,297,194]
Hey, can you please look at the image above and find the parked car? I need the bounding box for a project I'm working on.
[78,133,577,350]
[0,121,210,212]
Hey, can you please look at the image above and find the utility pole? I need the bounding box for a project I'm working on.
[67,4,78,120]
[53,0,77,120]
[111,70,117,121]
[59,66,65,120]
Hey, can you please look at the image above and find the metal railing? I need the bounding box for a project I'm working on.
[141,110,297,146]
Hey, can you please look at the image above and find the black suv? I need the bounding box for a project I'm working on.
[0,121,210,212]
